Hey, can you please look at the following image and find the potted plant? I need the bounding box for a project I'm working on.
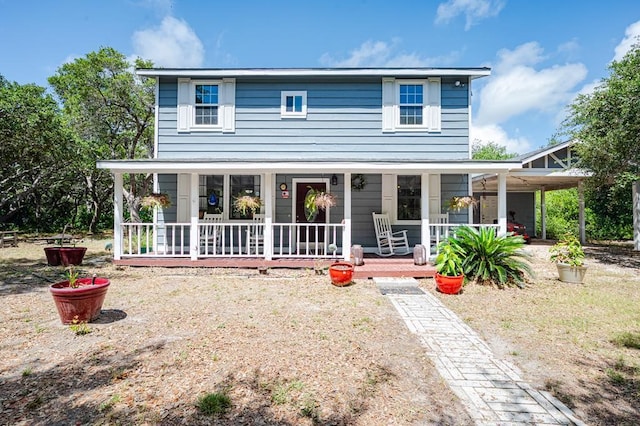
[549,233,587,283]
[233,193,262,216]
[304,187,336,222]
[327,243,354,286]
[44,225,87,266]
[448,195,478,212]
[49,266,111,324]
[434,240,464,294]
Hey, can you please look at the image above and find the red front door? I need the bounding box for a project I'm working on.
[295,182,327,248]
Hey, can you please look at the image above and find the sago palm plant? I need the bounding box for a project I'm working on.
[448,226,533,288]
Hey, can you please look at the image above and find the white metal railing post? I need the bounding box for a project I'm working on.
[343,172,351,261]
[190,173,199,260]
[113,173,123,260]
[264,172,273,260]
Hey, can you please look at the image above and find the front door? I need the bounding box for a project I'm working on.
[295,182,327,251]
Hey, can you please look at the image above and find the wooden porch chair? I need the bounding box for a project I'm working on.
[248,213,265,254]
[372,212,410,256]
[200,213,223,254]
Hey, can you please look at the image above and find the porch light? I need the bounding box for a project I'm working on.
[331,174,338,186]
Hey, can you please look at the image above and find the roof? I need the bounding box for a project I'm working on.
[136,67,491,80]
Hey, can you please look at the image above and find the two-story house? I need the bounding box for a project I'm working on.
[98,67,526,265]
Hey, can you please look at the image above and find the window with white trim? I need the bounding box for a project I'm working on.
[382,77,441,132]
[177,78,236,132]
[198,174,261,219]
[281,91,307,118]
[381,174,441,224]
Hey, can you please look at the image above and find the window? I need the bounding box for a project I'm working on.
[397,175,421,221]
[199,174,261,220]
[194,84,218,125]
[382,77,441,132]
[281,91,307,118]
[177,78,235,132]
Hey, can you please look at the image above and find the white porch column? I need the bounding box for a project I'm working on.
[634,181,640,251]
[497,173,507,235]
[190,173,199,260]
[540,186,547,240]
[263,173,273,260]
[113,173,123,260]
[578,180,586,245]
[420,173,430,246]
[343,172,352,261]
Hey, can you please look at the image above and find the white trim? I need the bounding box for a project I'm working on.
[98,160,521,174]
[382,78,441,133]
[137,68,492,78]
[153,80,159,158]
[176,78,236,133]
[280,91,307,118]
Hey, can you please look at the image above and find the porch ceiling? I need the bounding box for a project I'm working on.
[473,169,590,192]
[97,159,522,175]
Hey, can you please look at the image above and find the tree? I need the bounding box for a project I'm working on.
[48,47,155,231]
[0,76,81,231]
[471,140,518,160]
[563,43,640,246]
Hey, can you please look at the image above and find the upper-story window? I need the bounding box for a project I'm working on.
[177,78,236,133]
[281,91,307,118]
[382,77,441,132]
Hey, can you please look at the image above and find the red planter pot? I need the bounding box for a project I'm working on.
[44,247,62,266]
[329,262,354,286]
[50,278,110,324]
[59,247,87,266]
[435,273,464,295]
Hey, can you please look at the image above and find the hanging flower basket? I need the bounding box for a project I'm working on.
[233,195,262,216]
[141,193,171,209]
[304,188,336,222]
[448,196,478,212]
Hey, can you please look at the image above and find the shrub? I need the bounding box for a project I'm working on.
[197,392,231,416]
[448,226,533,288]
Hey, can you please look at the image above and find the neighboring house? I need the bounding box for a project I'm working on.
[98,67,526,263]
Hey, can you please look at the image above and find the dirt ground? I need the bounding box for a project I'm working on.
[0,239,472,425]
[0,238,638,425]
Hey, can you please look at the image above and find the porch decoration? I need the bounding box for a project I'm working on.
[328,262,354,286]
[448,195,478,212]
[49,267,110,324]
[43,225,87,266]
[304,187,336,222]
[549,233,588,283]
[351,174,367,191]
[233,194,263,216]
[141,192,171,209]
[434,241,464,294]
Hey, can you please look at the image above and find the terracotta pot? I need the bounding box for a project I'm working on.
[329,262,354,286]
[50,277,110,324]
[44,247,62,266]
[59,247,87,266]
[435,273,464,295]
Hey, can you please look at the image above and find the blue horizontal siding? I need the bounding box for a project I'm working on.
[157,77,471,160]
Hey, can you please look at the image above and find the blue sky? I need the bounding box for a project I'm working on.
[2,0,639,154]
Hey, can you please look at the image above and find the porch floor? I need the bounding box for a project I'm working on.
[112,254,435,279]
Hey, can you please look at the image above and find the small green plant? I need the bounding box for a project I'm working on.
[434,241,464,277]
[22,367,33,377]
[98,394,121,412]
[197,392,231,416]
[299,395,320,421]
[549,233,585,267]
[606,367,626,385]
[612,332,640,349]
[66,265,80,288]
[69,316,91,335]
[447,226,533,288]
[272,380,304,405]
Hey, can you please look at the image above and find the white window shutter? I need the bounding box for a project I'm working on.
[177,173,190,222]
[221,78,236,133]
[381,78,395,132]
[427,78,441,132]
[429,174,441,214]
[381,174,395,219]
[177,78,191,132]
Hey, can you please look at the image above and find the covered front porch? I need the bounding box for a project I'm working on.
[99,159,518,267]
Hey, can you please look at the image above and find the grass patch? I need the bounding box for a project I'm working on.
[197,391,231,416]
[612,332,640,349]
[271,380,304,405]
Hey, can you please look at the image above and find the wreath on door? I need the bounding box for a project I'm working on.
[351,174,367,191]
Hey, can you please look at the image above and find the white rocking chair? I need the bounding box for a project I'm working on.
[247,213,265,254]
[372,212,410,256]
[200,213,223,254]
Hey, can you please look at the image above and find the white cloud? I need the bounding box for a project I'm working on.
[471,124,531,154]
[613,20,640,61]
[319,39,461,67]
[435,0,505,30]
[132,16,204,67]
[476,42,587,125]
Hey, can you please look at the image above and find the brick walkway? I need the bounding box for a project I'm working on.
[375,278,586,426]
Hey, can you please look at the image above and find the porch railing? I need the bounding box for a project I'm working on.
[122,222,190,257]
[271,223,343,258]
